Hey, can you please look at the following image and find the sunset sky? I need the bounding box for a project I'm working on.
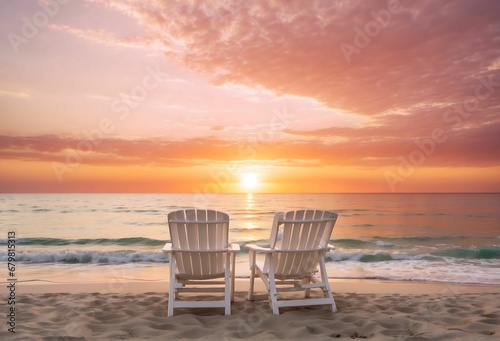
[1,0,499,193]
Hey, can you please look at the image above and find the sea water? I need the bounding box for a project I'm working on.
[0,193,499,286]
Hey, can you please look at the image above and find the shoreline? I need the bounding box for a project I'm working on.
[12,278,500,295]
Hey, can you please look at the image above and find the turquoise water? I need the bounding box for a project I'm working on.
[1,193,499,285]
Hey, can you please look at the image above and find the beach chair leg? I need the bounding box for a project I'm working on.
[303,277,311,298]
[225,255,231,315]
[168,257,176,316]
[248,267,255,301]
[319,257,337,312]
[267,257,280,315]
[248,251,256,301]
[231,252,236,302]
[330,295,337,312]
[269,281,279,315]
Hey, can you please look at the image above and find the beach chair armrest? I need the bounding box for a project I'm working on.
[173,249,230,253]
[229,243,241,252]
[163,244,231,254]
[246,244,273,270]
[327,244,335,251]
[246,244,274,253]
[162,243,173,254]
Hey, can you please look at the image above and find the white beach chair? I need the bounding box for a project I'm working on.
[247,209,338,315]
[162,209,240,316]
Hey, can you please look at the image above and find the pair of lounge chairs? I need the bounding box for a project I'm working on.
[162,209,338,316]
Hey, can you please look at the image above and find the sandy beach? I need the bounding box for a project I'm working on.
[1,279,498,340]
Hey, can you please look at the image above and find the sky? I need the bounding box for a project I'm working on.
[0,0,499,193]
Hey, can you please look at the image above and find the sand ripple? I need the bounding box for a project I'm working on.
[0,292,498,340]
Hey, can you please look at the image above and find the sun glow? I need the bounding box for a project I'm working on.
[241,172,259,192]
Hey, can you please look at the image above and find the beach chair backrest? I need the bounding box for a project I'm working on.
[272,209,337,250]
[168,209,229,277]
[270,209,337,277]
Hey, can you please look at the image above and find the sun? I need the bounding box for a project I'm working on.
[241,172,259,192]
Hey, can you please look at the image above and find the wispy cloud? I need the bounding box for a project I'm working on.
[1,131,498,168]
[0,90,30,99]
[48,23,161,50]
[83,0,500,154]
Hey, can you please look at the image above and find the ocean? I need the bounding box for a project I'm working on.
[1,193,499,287]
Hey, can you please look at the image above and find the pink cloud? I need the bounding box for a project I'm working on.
[80,0,500,168]
[1,128,498,169]
[117,0,500,112]
[2,0,499,179]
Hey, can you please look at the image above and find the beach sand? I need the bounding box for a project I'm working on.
[1,279,499,340]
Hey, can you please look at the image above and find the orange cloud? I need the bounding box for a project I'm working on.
[1,1,499,193]
[84,0,500,167]
[1,127,499,170]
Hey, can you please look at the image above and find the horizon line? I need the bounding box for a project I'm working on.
[1,192,499,195]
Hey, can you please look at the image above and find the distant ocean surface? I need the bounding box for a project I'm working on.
[1,193,499,287]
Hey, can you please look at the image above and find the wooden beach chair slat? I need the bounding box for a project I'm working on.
[163,209,238,316]
[247,209,338,315]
